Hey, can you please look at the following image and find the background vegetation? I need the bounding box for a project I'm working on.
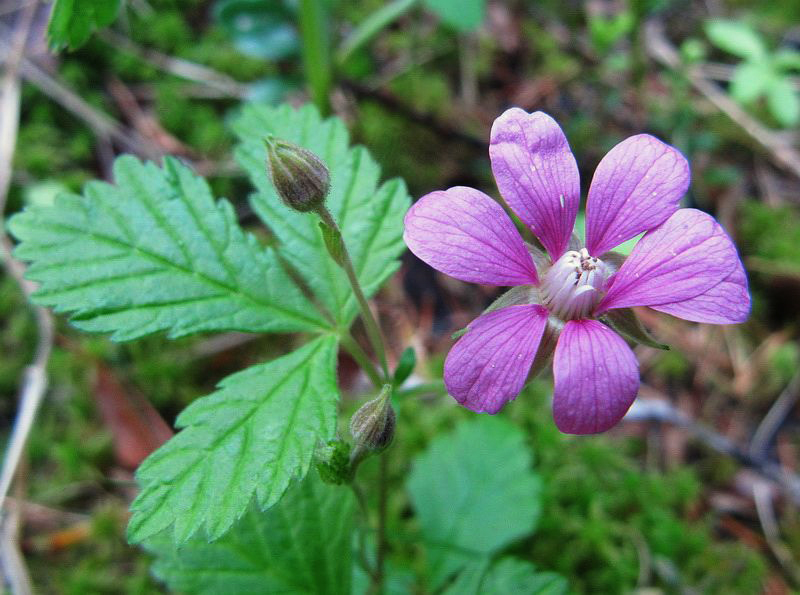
[2,0,800,592]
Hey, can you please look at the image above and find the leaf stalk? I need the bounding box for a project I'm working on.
[317,205,390,382]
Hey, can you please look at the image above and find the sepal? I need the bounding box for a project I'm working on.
[602,307,669,350]
[452,285,539,339]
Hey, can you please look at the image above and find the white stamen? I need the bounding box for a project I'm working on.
[540,248,610,320]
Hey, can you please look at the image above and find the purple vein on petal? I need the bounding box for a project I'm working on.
[490,108,580,260]
[403,186,538,286]
[444,304,549,413]
[585,134,690,256]
[596,209,741,312]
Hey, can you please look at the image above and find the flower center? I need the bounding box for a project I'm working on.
[540,248,609,321]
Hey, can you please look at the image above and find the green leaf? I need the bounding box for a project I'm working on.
[8,155,329,341]
[729,61,773,103]
[407,417,542,588]
[127,335,340,544]
[774,49,800,72]
[337,0,418,65]
[445,558,568,595]
[353,561,416,595]
[442,558,491,594]
[480,558,569,595]
[767,77,800,127]
[588,12,634,54]
[213,0,299,60]
[47,0,121,50]
[233,103,410,329]
[705,19,766,61]
[145,470,355,594]
[393,346,416,387]
[424,0,485,32]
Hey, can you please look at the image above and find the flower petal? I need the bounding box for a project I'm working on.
[585,134,690,256]
[553,319,639,434]
[489,108,580,259]
[404,187,538,286]
[444,304,548,413]
[651,261,750,323]
[596,209,742,313]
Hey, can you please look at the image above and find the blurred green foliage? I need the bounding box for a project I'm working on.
[47,0,121,50]
[706,19,800,127]
[5,0,797,591]
[740,201,800,275]
[516,382,766,594]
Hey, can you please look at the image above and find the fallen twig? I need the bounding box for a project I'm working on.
[753,480,800,586]
[750,372,800,460]
[98,28,249,98]
[0,20,160,160]
[0,3,51,593]
[341,79,485,149]
[106,75,195,156]
[0,498,32,595]
[645,20,800,180]
[624,394,800,507]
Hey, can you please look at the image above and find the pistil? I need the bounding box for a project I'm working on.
[541,248,609,320]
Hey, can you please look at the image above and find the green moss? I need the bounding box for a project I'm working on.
[651,349,692,381]
[739,201,800,273]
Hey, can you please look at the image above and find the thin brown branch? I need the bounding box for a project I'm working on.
[341,79,485,149]
[98,29,248,98]
[645,20,800,180]
[0,20,160,160]
[750,372,800,460]
[753,481,800,586]
[624,392,800,507]
[0,3,50,592]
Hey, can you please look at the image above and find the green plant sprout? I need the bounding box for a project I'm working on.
[705,19,800,127]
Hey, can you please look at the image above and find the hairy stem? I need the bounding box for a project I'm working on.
[375,450,389,592]
[352,482,378,581]
[317,206,389,381]
[340,332,383,388]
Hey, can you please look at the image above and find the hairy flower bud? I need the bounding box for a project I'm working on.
[350,384,395,454]
[265,136,330,212]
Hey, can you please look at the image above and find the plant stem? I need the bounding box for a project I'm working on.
[340,332,383,388]
[317,206,390,381]
[298,0,332,115]
[352,482,379,581]
[375,450,389,592]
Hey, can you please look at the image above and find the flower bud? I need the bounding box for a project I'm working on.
[264,136,330,212]
[350,384,396,454]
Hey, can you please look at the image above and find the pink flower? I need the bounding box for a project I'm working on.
[404,108,750,434]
